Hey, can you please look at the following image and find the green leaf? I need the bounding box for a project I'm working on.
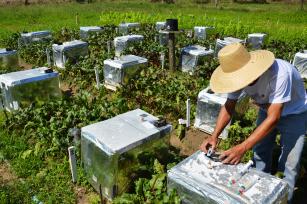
[153,159,164,174]
[21,149,32,159]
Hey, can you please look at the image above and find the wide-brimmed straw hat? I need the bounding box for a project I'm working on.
[210,43,275,93]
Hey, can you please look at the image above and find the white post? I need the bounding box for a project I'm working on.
[160,52,165,69]
[107,41,111,55]
[186,98,191,128]
[68,146,77,183]
[94,66,100,89]
[46,48,51,66]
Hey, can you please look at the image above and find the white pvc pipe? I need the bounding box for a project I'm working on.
[46,48,51,66]
[160,53,165,69]
[94,67,100,89]
[186,98,191,128]
[107,41,111,55]
[68,146,77,183]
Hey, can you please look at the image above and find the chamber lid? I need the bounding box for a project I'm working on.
[248,33,267,38]
[104,55,148,69]
[114,34,144,42]
[0,49,17,56]
[20,30,51,37]
[198,87,228,104]
[168,150,289,204]
[119,22,140,27]
[0,67,59,86]
[182,45,214,56]
[194,26,213,30]
[81,109,171,155]
[53,40,88,51]
[223,37,244,43]
[295,51,307,58]
[80,26,103,32]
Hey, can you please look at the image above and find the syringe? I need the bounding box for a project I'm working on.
[228,160,254,186]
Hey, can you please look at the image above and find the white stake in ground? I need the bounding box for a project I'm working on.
[94,66,101,89]
[160,52,165,69]
[178,98,191,128]
[107,41,111,55]
[46,48,51,66]
[68,146,77,183]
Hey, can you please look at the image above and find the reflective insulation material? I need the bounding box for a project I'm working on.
[19,30,52,46]
[114,35,144,57]
[167,151,289,204]
[103,55,148,90]
[194,87,229,139]
[81,109,172,200]
[0,49,19,70]
[0,67,61,111]
[52,40,88,69]
[158,31,169,46]
[194,87,249,139]
[156,22,166,31]
[80,26,103,39]
[293,51,307,79]
[194,26,213,40]
[180,45,214,73]
[247,33,267,49]
[214,37,245,57]
[118,22,140,35]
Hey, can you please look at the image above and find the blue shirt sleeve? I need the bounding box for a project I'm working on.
[268,74,292,104]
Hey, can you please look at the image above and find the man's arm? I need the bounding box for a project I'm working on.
[220,103,283,164]
[200,99,237,153]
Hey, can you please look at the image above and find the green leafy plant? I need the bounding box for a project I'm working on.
[114,160,180,204]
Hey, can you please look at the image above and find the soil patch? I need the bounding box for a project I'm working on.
[75,186,102,204]
[60,81,77,97]
[0,161,17,186]
[170,128,211,156]
[19,59,33,70]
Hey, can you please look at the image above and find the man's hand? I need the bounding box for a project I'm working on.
[199,136,218,153]
[219,143,247,165]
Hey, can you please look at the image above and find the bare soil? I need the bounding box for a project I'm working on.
[75,186,99,204]
[19,59,33,70]
[60,81,77,97]
[170,128,211,156]
[0,161,17,186]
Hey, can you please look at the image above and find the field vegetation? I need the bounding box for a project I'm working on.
[0,1,306,203]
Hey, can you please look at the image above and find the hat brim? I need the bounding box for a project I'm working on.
[210,50,275,94]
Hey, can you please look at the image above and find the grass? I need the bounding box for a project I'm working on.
[0,1,306,43]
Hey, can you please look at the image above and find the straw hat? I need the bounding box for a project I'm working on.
[210,43,275,93]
